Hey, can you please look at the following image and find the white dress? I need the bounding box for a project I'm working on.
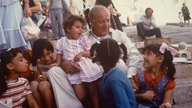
[55,36,103,84]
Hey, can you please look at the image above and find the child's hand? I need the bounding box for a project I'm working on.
[74,53,82,62]
[159,102,172,108]
[37,75,48,82]
[142,90,155,101]
[50,63,59,67]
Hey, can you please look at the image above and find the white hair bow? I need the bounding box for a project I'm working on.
[159,42,178,56]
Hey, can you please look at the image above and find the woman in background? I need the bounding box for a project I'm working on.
[0,0,31,50]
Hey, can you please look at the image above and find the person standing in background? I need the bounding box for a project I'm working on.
[0,0,31,50]
[47,0,66,40]
[181,3,191,26]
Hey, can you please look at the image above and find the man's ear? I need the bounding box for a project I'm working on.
[6,63,14,70]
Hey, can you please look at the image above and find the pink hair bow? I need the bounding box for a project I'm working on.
[159,42,178,56]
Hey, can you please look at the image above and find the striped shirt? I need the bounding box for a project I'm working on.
[0,78,32,108]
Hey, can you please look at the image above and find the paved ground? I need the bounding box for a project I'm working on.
[125,25,192,44]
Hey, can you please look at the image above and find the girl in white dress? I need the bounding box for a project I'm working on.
[55,15,102,108]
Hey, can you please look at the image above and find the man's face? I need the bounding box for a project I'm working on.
[91,9,111,37]
[145,9,153,18]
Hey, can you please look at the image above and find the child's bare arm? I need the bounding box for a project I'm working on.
[27,93,39,108]
[163,89,173,103]
[135,90,155,102]
[159,89,173,108]
[80,50,90,58]
[74,50,90,62]
[50,54,62,67]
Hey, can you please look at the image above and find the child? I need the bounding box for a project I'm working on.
[178,12,184,27]
[0,48,39,108]
[18,48,53,108]
[55,15,103,108]
[32,39,83,108]
[30,39,55,108]
[90,38,137,108]
[134,42,177,108]
[19,48,39,83]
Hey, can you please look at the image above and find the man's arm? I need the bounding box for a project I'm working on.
[111,30,143,78]
[123,34,143,78]
[132,15,144,25]
[151,16,159,28]
[60,60,81,74]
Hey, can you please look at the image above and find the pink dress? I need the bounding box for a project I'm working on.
[55,36,103,84]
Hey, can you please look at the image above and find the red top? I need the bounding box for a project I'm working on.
[134,70,176,92]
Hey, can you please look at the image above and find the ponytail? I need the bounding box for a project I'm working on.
[119,43,128,63]
[0,56,7,95]
[90,41,100,63]
[162,50,176,79]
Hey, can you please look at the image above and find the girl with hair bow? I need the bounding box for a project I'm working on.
[90,38,137,108]
[134,42,177,108]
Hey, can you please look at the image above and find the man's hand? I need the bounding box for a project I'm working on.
[61,60,81,74]
[129,77,139,92]
[142,20,150,26]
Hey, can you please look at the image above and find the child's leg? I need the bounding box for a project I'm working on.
[30,81,43,108]
[39,81,53,108]
[72,83,86,102]
[86,81,100,108]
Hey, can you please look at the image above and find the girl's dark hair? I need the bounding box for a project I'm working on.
[31,39,54,66]
[143,44,176,79]
[90,38,127,67]
[0,48,22,95]
[63,15,86,34]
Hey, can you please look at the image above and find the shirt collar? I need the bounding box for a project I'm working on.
[88,28,113,39]
[104,66,117,77]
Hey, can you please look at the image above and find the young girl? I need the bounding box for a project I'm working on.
[32,39,83,108]
[55,15,103,108]
[0,48,39,108]
[90,38,137,108]
[134,42,177,108]
[30,39,55,108]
